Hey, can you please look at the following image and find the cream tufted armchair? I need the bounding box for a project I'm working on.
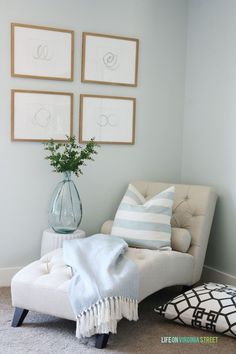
[102,181,217,286]
[11,181,217,349]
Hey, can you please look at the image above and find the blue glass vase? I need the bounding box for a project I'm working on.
[49,171,82,234]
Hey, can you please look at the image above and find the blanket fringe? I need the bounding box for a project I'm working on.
[76,296,138,338]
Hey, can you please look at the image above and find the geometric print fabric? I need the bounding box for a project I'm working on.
[155,283,236,338]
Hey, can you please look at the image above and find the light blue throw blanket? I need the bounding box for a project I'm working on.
[63,234,139,338]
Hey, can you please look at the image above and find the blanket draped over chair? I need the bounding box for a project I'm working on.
[63,234,139,338]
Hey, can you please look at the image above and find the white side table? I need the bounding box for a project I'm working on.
[41,228,86,257]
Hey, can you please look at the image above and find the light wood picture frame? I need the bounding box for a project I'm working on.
[81,32,139,87]
[11,23,74,81]
[11,89,73,142]
[79,94,136,144]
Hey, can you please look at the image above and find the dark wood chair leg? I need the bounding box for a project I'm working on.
[182,285,192,292]
[95,333,110,349]
[12,308,109,348]
[11,307,29,327]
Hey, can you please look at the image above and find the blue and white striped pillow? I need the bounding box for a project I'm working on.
[111,184,175,250]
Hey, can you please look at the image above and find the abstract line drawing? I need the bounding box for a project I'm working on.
[82,32,139,86]
[32,105,52,128]
[33,44,53,61]
[79,94,135,144]
[102,52,119,71]
[11,23,74,80]
[12,89,72,142]
[97,114,119,127]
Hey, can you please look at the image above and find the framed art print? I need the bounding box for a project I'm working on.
[11,90,73,142]
[81,32,139,86]
[11,23,74,80]
[79,94,136,144]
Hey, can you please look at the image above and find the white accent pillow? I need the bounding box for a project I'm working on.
[111,184,175,250]
[171,228,191,253]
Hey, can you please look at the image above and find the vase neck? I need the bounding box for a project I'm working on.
[63,171,71,181]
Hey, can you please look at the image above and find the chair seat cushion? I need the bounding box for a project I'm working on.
[155,282,236,338]
[11,248,193,321]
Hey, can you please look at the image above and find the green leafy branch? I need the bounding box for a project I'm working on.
[44,136,99,177]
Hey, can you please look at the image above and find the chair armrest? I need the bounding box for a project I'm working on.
[100,220,113,234]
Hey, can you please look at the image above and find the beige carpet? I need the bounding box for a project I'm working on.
[0,287,235,354]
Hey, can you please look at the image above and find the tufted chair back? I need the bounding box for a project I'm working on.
[101,181,217,285]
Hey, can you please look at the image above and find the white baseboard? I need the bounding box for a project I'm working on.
[201,265,236,286]
[0,267,22,287]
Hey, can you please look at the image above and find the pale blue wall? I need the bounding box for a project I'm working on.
[181,0,236,276]
[0,0,188,267]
